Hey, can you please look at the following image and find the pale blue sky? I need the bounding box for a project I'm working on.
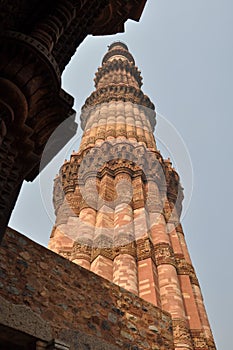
[10,1,233,348]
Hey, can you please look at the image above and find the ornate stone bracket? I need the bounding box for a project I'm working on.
[175,255,200,286]
[154,242,176,267]
[172,318,193,349]
[136,237,155,262]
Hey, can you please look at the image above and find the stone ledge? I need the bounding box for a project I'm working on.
[0,227,173,350]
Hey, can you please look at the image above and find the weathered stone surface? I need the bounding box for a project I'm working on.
[0,228,174,350]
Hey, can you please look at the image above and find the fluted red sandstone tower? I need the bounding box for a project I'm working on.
[49,42,216,350]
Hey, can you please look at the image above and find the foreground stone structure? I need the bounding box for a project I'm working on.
[49,43,216,350]
[0,228,173,349]
[0,0,146,238]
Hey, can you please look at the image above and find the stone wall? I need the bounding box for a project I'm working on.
[0,228,174,350]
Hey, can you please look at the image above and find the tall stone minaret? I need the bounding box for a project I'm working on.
[49,42,216,350]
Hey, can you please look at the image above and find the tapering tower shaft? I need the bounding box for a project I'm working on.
[49,42,216,350]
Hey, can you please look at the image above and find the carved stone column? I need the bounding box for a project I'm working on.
[31,0,78,51]
[113,174,138,293]
[90,184,114,281]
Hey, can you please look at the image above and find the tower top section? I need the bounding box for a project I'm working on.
[102,41,135,64]
[81,41,156,130]
[94,41,142,89]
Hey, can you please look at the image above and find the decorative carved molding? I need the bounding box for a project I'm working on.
[91,0,146,36]
[90,240,137,262]
[2,30,61,79]
[190,329,216,349]
[114,241,136,258]
[189,272,199,287]
[154,242,176,267]
[136,237,155,262]
[102,48,135,65]
[58,250,72,259]
[71,241,92,261]
[81,85,155,130]
[95,59,142,87]
[175,256,190,275]
[172,318,193,348]
[91,247,114,262]
[61,141,164,185]
[175,255,200,286]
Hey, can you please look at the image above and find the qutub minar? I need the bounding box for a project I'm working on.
[48,42,216,350]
